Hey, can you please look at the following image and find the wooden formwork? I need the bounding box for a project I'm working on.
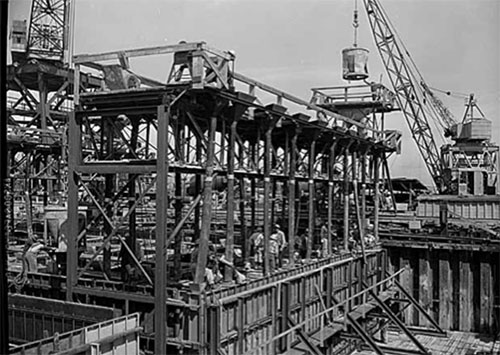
[9,313,141,355]
[8,294,120,344]
[387,247,500,333]
[202,250,387,355]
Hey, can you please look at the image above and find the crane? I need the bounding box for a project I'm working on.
[11,0,72,65]
[362,0,498,196]
[362,0,500,196]
[362,0,447,191]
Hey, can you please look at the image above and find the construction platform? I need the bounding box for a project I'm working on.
[353,330,500,355]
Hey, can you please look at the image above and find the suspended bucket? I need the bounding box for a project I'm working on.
[342,47,369,81]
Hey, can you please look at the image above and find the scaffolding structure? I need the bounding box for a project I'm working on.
[61,42,403,353]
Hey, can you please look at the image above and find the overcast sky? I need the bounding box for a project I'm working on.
[8,0,500,188]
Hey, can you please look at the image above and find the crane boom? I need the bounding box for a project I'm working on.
[363,0,444,190]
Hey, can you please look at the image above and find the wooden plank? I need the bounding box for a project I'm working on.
[399,249,412,324]
[480,254,492,333]
[438,250,452,330]
[451,251,460,330]
[418,249,432,328]
[459,251,472,331]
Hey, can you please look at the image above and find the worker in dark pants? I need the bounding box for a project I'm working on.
[271,224,286,268]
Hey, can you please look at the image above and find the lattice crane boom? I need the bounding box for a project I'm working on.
[13,0,70,63]
[363,0,445,191]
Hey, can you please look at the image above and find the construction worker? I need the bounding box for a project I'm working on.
[271,224,286,267]
[24,239,46,272]
[269,233,279,272]
[248,227,264,269]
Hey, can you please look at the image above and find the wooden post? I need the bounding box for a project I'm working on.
[327,142,337,255]
[325,267,333,321]
[224,116,237,282]
[250,144,257,232]
[239,176,247,263]
[418,249,433,327]
[360,151,367,232]
[263,124,273,274]
[195,113,218,283]
[373,153,380,241]
[343,147,350,250]
[288,127,297,266]
[307,140,316,260]
[480,254,493,333]
[194,138,202,241]
[459,251,472,331]
[438,250,451,329]
[66,109,81,301]
[279,282,290,352]
[154,104,170,355]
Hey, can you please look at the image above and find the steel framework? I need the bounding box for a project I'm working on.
[66,42,402,353]
[6,62,100,240]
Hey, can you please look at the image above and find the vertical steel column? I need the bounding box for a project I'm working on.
[174,114,185,274]
[224,116,236,281]
[194,138,202,240]
[373,153,380,241]
[195,112,218,283]
[0,2,10,351]
[287,127,297,266]
[343,147,350,250]
[67,110,81,300]
[174,172,183,276]
[250,144,257,232]
[103,118,114,277]
[67,64,81,301]
[327,142,337,255]
[361,151,367,231]
[239,176,247,261]
[263,123,273,274]
[128,122,139,260]
[155,104,169,355]
[37,73,48,130]
[307,140,316,260]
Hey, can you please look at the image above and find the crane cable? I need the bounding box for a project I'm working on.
[353,0,359,47]
[427,85,469,100]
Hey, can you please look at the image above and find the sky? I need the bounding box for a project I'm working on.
[8,0,500,188]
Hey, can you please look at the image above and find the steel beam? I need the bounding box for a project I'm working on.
[155,104,170,355]
[263,122,273,274]
[0,1,9,352]
[195,110,219,283]
[306,139,316,260]
[66,110,81,301]
[343,147,350,250]
[287,126,298,266]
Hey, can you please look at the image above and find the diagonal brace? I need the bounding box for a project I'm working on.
[332,295,385,355]
[364,282,430,355]
[287,317,323,355]
[392,278,446,335]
